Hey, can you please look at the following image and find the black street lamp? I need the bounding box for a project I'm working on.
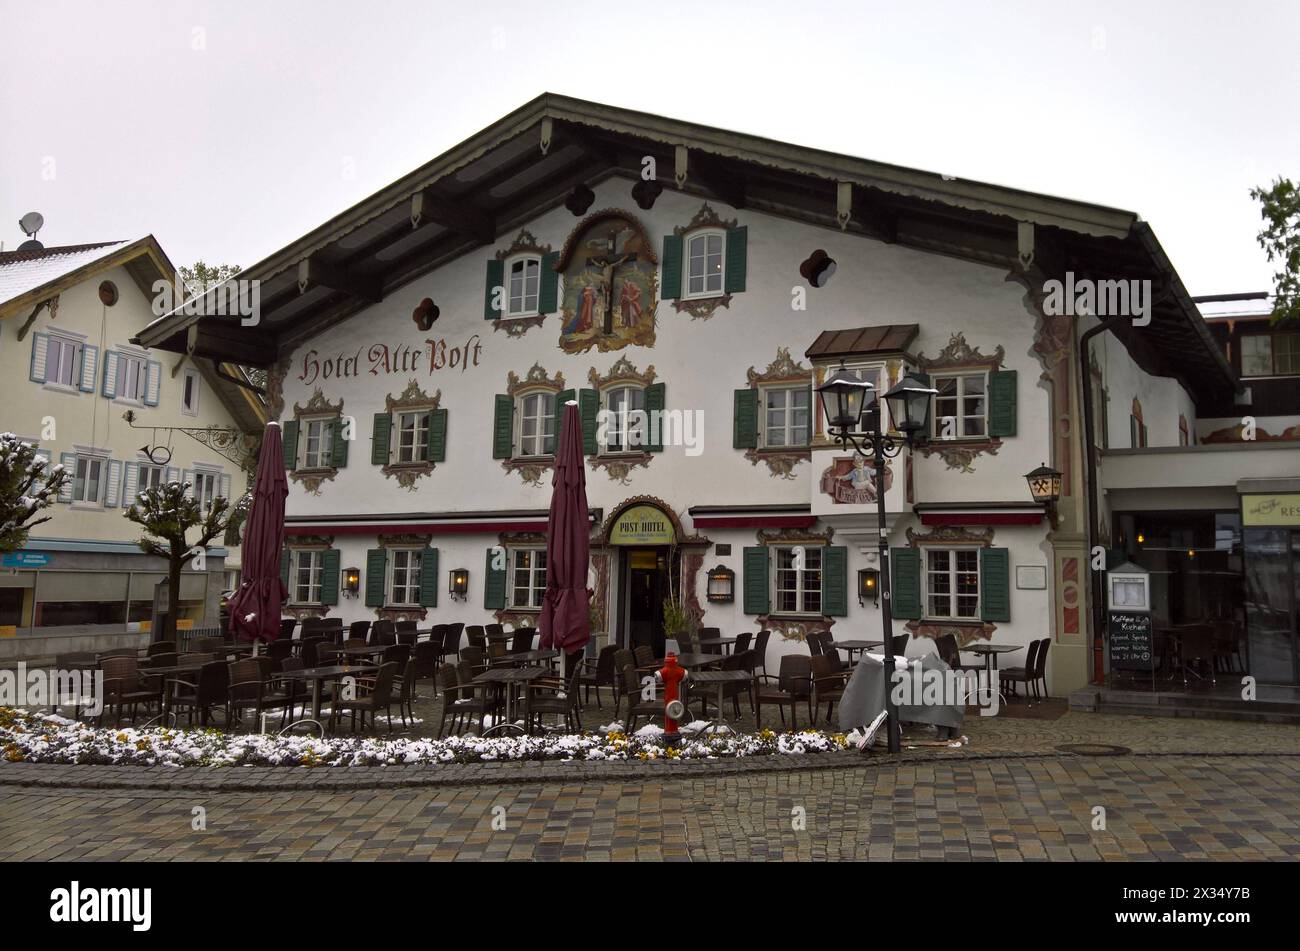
[816,362,936,754]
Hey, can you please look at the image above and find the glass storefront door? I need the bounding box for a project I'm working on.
[1243,529,1300,684]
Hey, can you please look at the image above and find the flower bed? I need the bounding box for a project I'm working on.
[0,707,852,768]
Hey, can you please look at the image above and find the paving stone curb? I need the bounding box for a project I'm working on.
[4,747,1297,792]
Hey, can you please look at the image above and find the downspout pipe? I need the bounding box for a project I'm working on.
[1078,313,1127,685]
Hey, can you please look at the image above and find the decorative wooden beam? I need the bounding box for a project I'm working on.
[297,256,382,303]
[690,152,746,209]
[410,189,496,245]
[15,297,55,342]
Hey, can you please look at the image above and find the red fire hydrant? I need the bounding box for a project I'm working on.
[657,653,687,747]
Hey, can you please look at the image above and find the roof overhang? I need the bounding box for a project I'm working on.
[0,236,177,321]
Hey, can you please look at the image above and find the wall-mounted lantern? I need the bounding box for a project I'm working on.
[1024,462,1063,527]
[706,564,735,603]
[342,567,361,599]
[858,568,879,607]
[449,568,469,601]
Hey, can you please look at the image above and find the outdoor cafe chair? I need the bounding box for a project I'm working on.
[1001,640,1043,702]
[98,647,138,662]
[619,663,666,733]
[347,620,372,643]
[193,636,225,654]
[486,641,508,665]
[271,657,308,727]
[368,618,394,645]
[227,658,271,728]
[279,618,298,641]
[342,637,368,650]
[465,625,487,649]
[934,634,984,680]
[389,658,418,727]
[267,639,294,665]
[383,643,411,669]
[633,645,657,671]
[807,633,824,657]
[891,633,909,657]
[526,663,584,733]
[752,630,772,676]
[51,652,96,716]
[460,646,488,677]
[168,660,229,728]
[440,623,463,662]
[733,632,752,654]
[699,626,723,655]
[810,654,851,725]
[413,641,440,688]
[509,628,535,654]
[299,637,325,667]
[146,640,177,657]
[577,645,619,708]
[485,622,505,642]
[99,656,161,727]
[330,662,399,735]
[753,655,812,731]
[437,664,491,737]
[612,648,637,715]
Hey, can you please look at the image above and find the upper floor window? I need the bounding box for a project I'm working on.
[762,385,811,448]
[301,417,335,469]
[115,352,148,402]
[1242,332,1300,377]
[1130,414,1148,448]
[517,391,556,457]
[72,454,106,505]
[604,385,646,452]
[925,548,980,620]
[396,411,430,463]
[389,548,423,607]
[685,230,725,299]
[292,550,323,604]
[509,548,547,609]
[192,470,220,513]
[45,336,80,388]
[138,464,164,493]
[506,255,541,317]
[933,373,987,439]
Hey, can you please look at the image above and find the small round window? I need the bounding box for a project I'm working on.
[98,280,119,306]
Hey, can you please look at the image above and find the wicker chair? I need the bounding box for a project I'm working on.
[1000,640,1043,701]
[99,656,161,726]
[733,632,753,654]
[459,646,488,677]
[526,663,584,733]
[699,626,723,655]
[753,655,812,731]
[437,664,491,736]
[390,658,418,727]
[279,618,298,641]
[633,645,657,672]
[577,645,619,707]
[752,630,772,676]
[509,628,535,654]
[413,641,441,689]
[330,662,399,734]
[440,623,463,661]
[227,658,269,728]
[168,660,229,728]
[347,620,372,643]
[810,654,850,724]
[465,625,487,649]
[619,663,666,732]
[145,640,177,657]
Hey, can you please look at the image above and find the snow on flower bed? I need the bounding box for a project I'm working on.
[0,706,850,768]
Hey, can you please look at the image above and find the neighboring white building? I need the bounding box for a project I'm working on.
[139,94,1275,696]
[0,234,266,638]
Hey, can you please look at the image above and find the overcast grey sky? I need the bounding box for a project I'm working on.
[2,0,1295,295]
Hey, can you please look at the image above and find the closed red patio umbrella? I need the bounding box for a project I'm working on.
[538,401,591,674]
[227,421,289,644]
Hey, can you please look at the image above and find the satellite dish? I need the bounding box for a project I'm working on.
[19,212,44,237]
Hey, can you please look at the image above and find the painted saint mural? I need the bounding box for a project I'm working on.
[820,456,894,504]
[557,210,658,354]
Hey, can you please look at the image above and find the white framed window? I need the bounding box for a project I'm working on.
[925,548,980,619]
[388,548,423,606]
[71,454,107,505]
[517,391,555,457]
[685,230,725,299]
[181,368,200,415]
[138,464,164,492]
[932,373,987,439]
[762,385,811,448]
[192,470,219,514]
[301,417,335,469]
[508,548,547,609]
[396,411,430,463]
[45,336,80,388]
[506,255,541,317]
[1241,332,1300,377]
[292,550,323,604]
[604,385,646,453]
[774,545,822,615]
[115,352,148,402]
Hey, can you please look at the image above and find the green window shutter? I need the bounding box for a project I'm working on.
[364,549,388,607]
[661,234,683,300]
[419,547,439,608]
[724,226,748,293]
[371,413,391,465]
[484,547,506,610]
[823,546,848,616]
[492,394,514,459]
[426,408,448,462]
[282,420,299,471]
[330,419,349,468]
[280,549,291,587]
[579,388,599,455]
[538,251,560,314]
[890,548,922,620]
[988,369,1017,437]
[980,547,1011,622]
[484,258,504,319]
[644,382,665,452]
[742,546,770,615]
[733,388,758,449]
[320,549,341,605]
[553,389,575,452]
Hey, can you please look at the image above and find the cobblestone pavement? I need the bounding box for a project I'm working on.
[3,755,1299,861]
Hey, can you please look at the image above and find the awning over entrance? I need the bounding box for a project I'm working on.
[912,502,1045,526]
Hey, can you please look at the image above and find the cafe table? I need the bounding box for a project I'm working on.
[962,643,1022,674]
[671,652,726,670]
[832,640,883,664]
[274,663,378,725]
[145,662,211,724]
[472,666,550,735]
[334,644,389,661]
[696,636,738,655]
[687,669,751,729]
[493,648,560,668]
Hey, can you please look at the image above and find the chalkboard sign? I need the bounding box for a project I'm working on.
[1108,611,1154,671]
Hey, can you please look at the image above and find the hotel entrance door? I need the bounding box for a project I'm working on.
[625,548,666,657]
[1244,528,1300,683]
